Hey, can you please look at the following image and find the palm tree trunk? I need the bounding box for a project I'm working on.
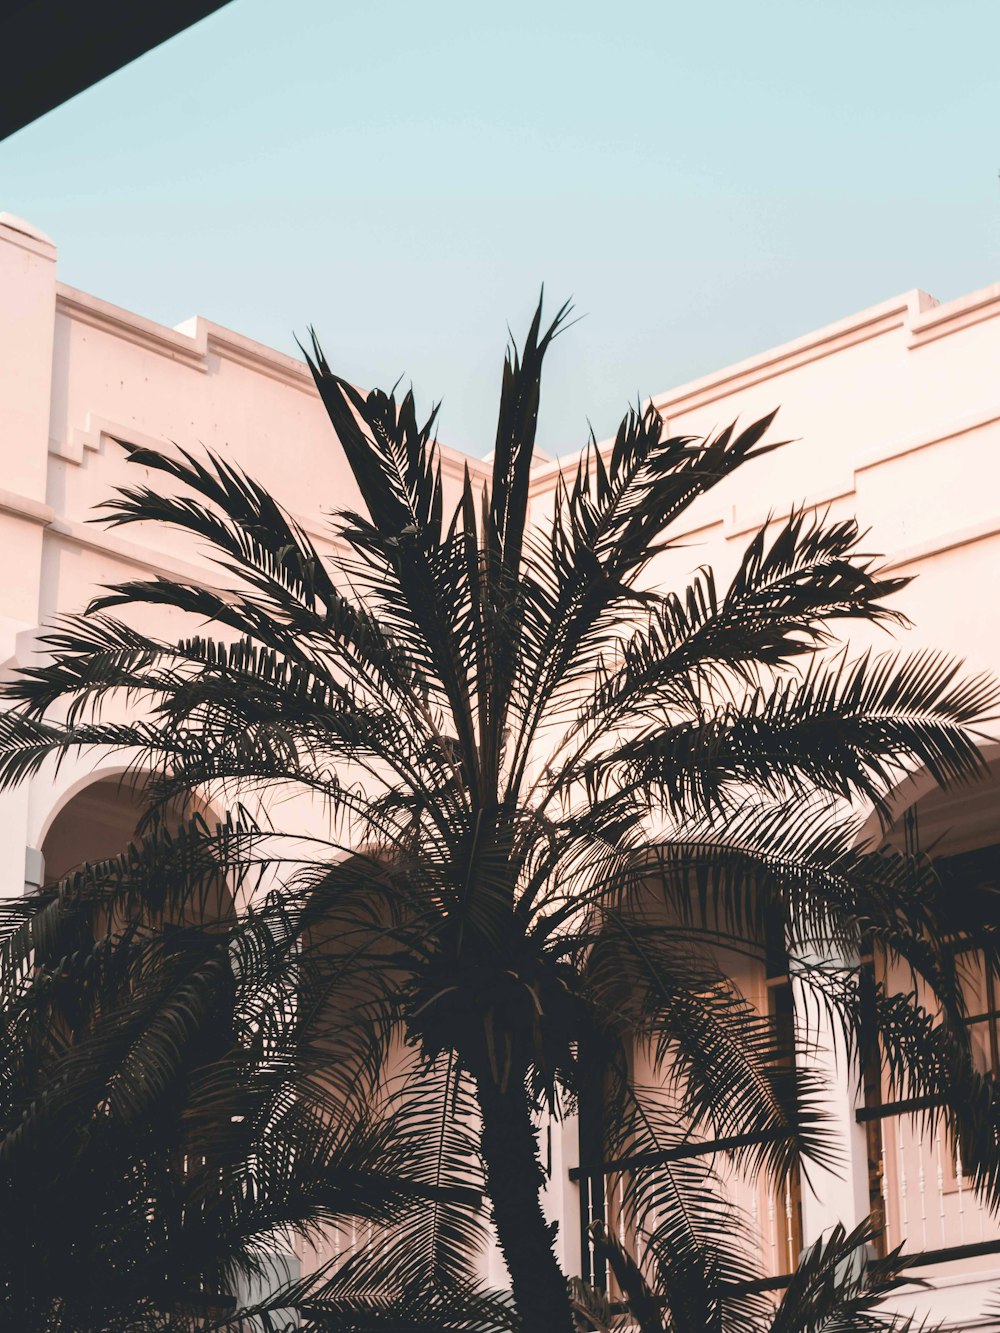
[474,1069,576,1333]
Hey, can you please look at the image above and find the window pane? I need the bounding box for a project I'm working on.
[968,1017,994,1076]
[957,948,991,1019]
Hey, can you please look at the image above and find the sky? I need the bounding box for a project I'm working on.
[1,0,998,457]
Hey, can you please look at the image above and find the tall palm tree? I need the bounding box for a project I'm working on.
[2,298,999,1332]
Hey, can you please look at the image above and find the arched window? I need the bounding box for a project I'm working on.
[30,773,240,1321]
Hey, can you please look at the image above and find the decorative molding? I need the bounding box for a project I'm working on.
[49,414,169,467]
[855,401,1000,472]
[908,282,1000,350]
[883,515,1000,573]
[729,480,858,542]
[45,417,352,571]
[647,291,933,420]
[0,214,56,262]
[56,285,207,370]
[638,285,1000,499]
[53,286,487,488]
[527,289,947,499]
[45,515,228,588]
[172,314,314,392]
[529,382,1000,548]
[730,402,1000,541]
[0,487,54,528]
[48,414,355,559]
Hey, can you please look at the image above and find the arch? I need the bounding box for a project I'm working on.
[853,740,1000,853]
[36,763,224,873]
[25,761,243,1314]
[35,762,137,852]
[41,771,151,884]
[39,769,235,934]
[854,743,1000,1262]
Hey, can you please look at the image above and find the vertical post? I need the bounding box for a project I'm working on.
[577,1039,606,1290]
[539,1108,582,1282]
[880,1120,892,1251]
[0,214,56,508]
[791,943,872,1247]
[917,1128,927,1249]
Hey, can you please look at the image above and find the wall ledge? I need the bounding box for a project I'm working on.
[54,286,488,486]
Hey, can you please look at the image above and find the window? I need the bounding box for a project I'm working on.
[938,843,1000,1078]
[946,942,1000,1076]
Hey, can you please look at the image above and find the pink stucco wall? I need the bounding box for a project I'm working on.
[3,211,1000,1325]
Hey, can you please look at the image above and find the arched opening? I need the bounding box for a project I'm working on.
[38,768,237,1064]
[294,852,433,1281]
[862,755,1000,1270]
[41,774,154,884]
[40,771,235,936]
[30,772,240,1320]
[577,869,804,1299]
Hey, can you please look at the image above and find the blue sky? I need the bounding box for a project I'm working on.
[2,0,998,456]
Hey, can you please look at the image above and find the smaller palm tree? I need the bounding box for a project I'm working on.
[572,1218,943,1332]
[0,803,497,1331]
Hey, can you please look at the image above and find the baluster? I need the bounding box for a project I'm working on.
[991,1126,1000,1242]
[917,1128,928,1249]
[898,1121,909,1244]
[617,1170,627,1287]
[646,1200,661,1281]
[605,1174,616,1297]
[979,1161,987,1243]
[935,1130,946,1246]
[585,1173,596,1287]
[767,1187,777,1275]
[879,1118,891,1252]
[784,1177,795,1271]
[956,1145,966,1243]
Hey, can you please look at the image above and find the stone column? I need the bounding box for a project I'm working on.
[792,948,872,1245]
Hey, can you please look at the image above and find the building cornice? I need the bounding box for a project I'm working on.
[0,213,56,261]
[526,289,938,498]
[50,274,1000,514]
[0,487,54,527]
[53,284,488,486]
[647,290,933,418]
[56,285,208,371]
[908,281,1000,348]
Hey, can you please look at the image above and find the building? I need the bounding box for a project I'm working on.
[3,211,1000,1326]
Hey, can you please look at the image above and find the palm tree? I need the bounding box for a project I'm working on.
[573,1218,940,1332]
[0,804,498,1330]
[2,297,999,1332]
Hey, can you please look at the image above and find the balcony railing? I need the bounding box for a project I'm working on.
[858,1099,1000,1269]
[575,1106,1000,1304]
[571,1130,800,1295]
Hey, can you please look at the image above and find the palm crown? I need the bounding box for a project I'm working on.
[1,297,999,1332]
